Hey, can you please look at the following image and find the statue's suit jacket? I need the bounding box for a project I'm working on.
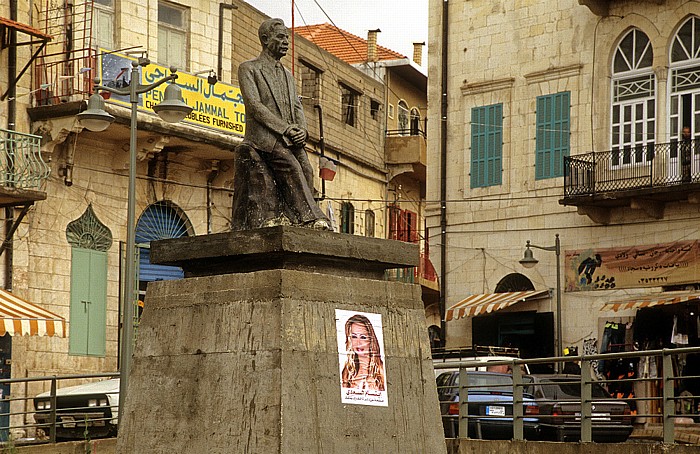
[238,53,306,152]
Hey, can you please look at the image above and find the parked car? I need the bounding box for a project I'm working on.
[436,370,540,440]
[432,347,530,378]
[33,378,119,440]
[523,374,633,442]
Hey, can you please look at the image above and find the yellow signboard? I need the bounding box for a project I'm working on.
[99,50,245,136]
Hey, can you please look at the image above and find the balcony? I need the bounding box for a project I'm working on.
[561,139,700,223]
[385,251,439,306]
[0,128,50,206]
[385,129,427,182]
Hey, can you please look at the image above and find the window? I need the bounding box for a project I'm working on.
[611,28,655,167]
[398,100,409,134]
[370,100,380,120]
[340,202,355,234]
[340,84,358,126]
[470,103,503,188]
[93,0,115,50]
[364,209,375,237]
[388,206,418,243]
[535,92,570,179]
[158,2,188,71]
[670,16,700,172]
[300,61,321,104]
[388,103,394,119]
[410,108,421,135]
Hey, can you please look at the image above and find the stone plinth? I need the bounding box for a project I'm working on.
[116,227,446,454]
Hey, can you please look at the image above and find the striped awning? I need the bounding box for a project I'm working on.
[446,289,551,321]
[601,291,700,312]
[0,289,65,337]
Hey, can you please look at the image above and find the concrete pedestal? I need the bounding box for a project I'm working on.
[116,227,445,453]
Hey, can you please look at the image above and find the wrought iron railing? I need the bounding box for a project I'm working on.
[386,128,426,138]
[0,128,51,190]
[564,139,700,198]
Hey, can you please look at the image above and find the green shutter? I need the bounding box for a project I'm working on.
[69,248,107,356]
[536,92,570,179]
[470,103,503,188]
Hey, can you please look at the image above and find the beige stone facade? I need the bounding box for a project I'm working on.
[427,0,700,357]
[0,0,417,398]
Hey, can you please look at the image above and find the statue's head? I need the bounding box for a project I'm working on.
[259,18,289,60]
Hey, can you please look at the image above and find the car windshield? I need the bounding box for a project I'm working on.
[437,372,513,394]
[534,378,610,399]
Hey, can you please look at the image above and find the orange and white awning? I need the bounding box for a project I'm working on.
[0,289,65,337]
[446,289,551,321]
[601,291,700,312]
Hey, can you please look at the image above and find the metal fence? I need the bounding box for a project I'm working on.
[564,139,700,197]
[435,346,700,444]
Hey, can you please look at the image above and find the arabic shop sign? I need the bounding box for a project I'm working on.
[565,240,700,292]
[99,50,245,136]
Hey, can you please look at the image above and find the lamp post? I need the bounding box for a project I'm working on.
[76,59,192,424]
[519,233,562,372]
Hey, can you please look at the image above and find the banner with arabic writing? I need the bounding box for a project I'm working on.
[336,309,388,406]
[99,50,245,136]
[565,240,700,292]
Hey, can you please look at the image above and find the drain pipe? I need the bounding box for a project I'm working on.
[313,104,326,200]
[217,2,238,82]
[206,160,220,234]
[439,0,449,345]
[5,0,19,291]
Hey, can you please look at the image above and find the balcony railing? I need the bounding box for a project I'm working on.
[564,139,700,198]
[0,128,51,190]
[386,252,438,285]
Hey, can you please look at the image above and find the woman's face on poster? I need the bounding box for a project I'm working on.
[349,323,372,356]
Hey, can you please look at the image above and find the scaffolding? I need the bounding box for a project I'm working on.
[34,0,95,106]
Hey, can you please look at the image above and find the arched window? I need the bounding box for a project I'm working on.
[670,17,700,154]
[397,100,409,135]
[135,201,193,302]
[611,28,655,167]
[410,107,421,136]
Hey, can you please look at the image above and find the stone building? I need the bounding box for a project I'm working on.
[427,0,700,388]
[0,0,419,417]
[294,23,439,340]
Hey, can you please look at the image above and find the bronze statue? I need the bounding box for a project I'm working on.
[232,18,331,231]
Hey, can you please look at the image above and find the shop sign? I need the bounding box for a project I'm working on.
[566,240,700,291]
[99,50,245,136]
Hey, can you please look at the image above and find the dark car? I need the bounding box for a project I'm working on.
[436,370,540,440]
[523,374,633,442]
[33,378,119,440]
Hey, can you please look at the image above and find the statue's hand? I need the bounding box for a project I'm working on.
[286,126,307,147]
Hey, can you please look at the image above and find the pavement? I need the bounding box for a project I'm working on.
[630,420,700,444]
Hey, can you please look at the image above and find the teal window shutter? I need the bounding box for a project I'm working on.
[536,92,570,179]
[471,103,503,188]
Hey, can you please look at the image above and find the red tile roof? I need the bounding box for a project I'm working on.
[294,23,405,64]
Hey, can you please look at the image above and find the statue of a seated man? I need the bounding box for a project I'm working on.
[231,18,331,231]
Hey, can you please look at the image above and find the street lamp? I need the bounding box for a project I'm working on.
[77,59,192,424]
[519,233,562,372]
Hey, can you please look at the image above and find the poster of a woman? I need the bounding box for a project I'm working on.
[336,309,388,406]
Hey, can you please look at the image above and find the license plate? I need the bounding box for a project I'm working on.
[575,412,610,421]
[486,405,506,416]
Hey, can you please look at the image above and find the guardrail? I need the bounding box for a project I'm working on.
[0,372,118,446]
[435,346,700,444]
[0,128,51,190]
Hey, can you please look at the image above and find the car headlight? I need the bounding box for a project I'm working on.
[88,398,108,407]
[36,400,51,410]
